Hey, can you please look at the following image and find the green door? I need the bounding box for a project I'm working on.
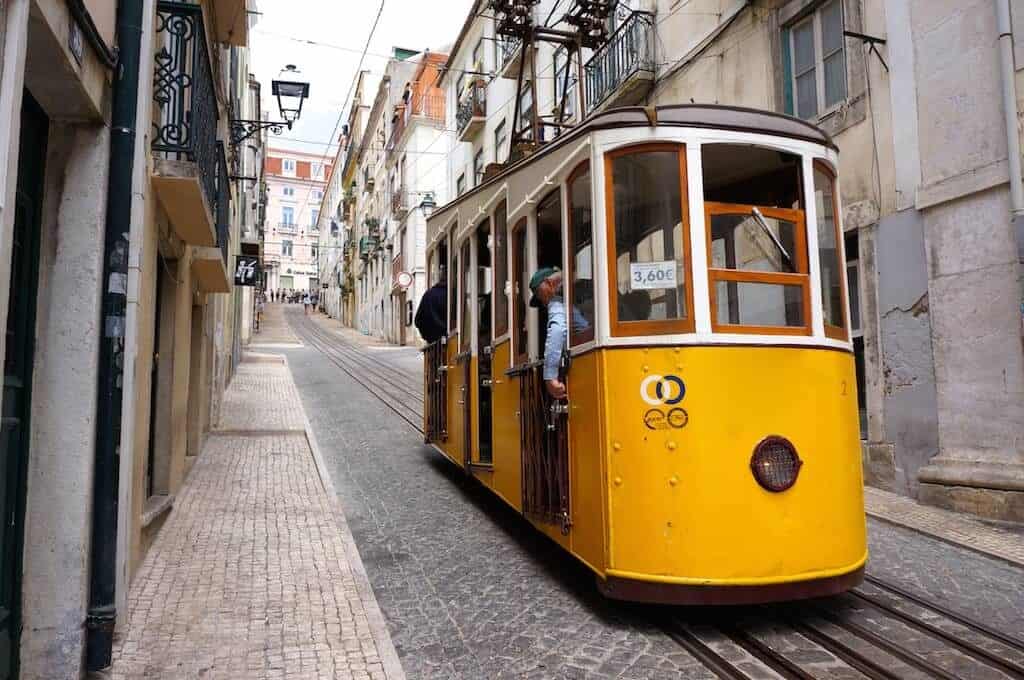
[0,91,48,679]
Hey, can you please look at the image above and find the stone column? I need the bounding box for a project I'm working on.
[914,0,1024,521]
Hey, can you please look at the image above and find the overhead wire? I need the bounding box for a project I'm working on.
[289,0,389,224]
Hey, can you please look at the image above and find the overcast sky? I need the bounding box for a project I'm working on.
[249,0,474,162]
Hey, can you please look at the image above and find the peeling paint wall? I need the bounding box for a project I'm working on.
[874,208,938,495]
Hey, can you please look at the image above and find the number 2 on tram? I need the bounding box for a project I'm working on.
[423,106,866,605]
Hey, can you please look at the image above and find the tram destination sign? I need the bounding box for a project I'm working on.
[234,255,261,287]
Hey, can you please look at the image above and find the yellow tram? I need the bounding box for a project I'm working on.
[422,105,867,604]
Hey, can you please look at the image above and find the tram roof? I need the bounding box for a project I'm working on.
[428,104,836,227]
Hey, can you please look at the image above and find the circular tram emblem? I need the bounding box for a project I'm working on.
[640,374,686,406]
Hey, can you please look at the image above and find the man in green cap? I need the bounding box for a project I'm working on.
[529,266,589,399]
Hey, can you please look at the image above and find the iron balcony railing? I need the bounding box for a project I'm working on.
[498,37,521,70]
[583,10,655,114]
[391,186,408,217]
[456,80,487,136]
[152,0,220,214]
[278,222,297,233]
[411,92,445,122]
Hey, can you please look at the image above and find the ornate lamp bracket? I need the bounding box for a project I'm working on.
[230,120,290,147]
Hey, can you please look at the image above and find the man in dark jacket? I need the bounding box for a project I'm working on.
[415,280,447,343]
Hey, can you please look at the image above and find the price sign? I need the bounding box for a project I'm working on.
[629,261,677,290]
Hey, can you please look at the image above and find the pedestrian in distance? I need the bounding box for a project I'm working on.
[528,266,589,399]
[303,291,312,315]
[414,277,447,344]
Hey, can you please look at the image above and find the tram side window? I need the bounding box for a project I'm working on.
[493,202,509,339]
[607,145,692,334]
[449,240,458,335]
[460,239,472,352]
[815,162,847,339]
[536,189,564,352]
[477,219,492,348]
[511,219,529,363]
[702,144,810,333]
[569,162,595,345]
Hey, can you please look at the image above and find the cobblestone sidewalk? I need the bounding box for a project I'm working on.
[252,303,302,346]
[106,356,405,680]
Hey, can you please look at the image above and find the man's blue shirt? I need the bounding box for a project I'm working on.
[544,297,590,381]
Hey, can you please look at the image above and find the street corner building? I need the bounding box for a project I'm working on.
[0,0,265,677]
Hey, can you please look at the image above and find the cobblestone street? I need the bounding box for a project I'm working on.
[282,307,1024,679]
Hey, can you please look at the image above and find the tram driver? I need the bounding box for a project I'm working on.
[528,266,588,399]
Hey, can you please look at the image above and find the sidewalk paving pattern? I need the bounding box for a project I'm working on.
[107,355,404,680]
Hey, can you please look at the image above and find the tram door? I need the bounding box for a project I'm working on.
[476,220,493,464]
[521,190,570,533]
[458,240,473,471]
[0,92,48,679]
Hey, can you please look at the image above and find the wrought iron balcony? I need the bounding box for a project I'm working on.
[278,222,297,233]
[583,10,655,115]
[391,187,409,218]
[152,1,219,221]
[456,80,487,141]
[359,236,378,260]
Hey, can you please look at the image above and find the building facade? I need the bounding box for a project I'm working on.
[425,0,1024,521]
[0,0,260,677]
[263,148,331,296]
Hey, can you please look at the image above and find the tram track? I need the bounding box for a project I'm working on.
[286,309,1024,680]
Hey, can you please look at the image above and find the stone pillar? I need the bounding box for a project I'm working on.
[913,0,1024,521]
[21,122,108,680]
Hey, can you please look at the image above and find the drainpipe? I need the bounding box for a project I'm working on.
[86,0,144,671]
[996,0,1024,217]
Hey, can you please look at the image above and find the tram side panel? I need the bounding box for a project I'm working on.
[489,340,522,511]
[604,346,867,585]
[566,349,610,576]
[441,337,464,467]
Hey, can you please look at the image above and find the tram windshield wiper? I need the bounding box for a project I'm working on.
[751,207,795,272]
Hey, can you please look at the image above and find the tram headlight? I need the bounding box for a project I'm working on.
[750,436,802,492]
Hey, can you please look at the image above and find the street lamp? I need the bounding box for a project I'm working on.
[231,65,310,147]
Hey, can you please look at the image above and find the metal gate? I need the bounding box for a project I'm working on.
[423,339,448,443]
[0,91,49,679]
[519,364,570,534]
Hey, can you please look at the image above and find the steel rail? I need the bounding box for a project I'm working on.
[287,314,424,433]
[848,590,1024,678]
[662,620,751,680]
[814,607,962,680]
[863,575,1024,652]
[718,625,816,680]
[291,314,424,407]
[784,617,904,680]
[298,319,425,402]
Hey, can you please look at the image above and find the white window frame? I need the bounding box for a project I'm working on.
[283,186,295,197]
[282,239,293,257]
[282,206,295,225]
[494,119,507,164]
[473,148,485,186]
[788,0,847,120]
[282,158,296,176]
[311,208,320,229]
